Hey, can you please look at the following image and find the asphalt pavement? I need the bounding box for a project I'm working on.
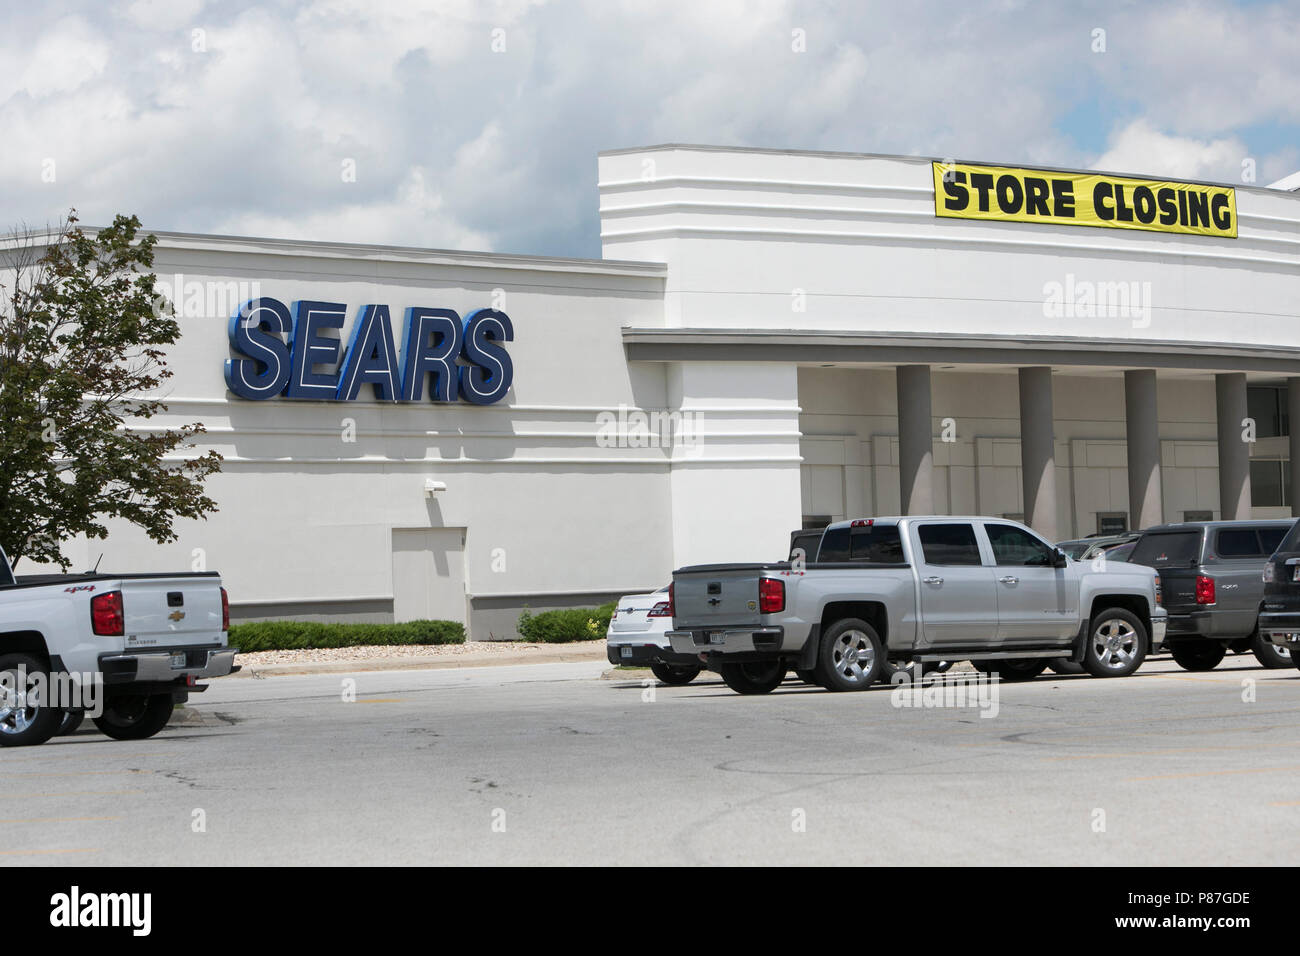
[3,654,1298,865]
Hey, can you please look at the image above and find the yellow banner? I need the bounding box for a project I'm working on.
[932,161,1237,238]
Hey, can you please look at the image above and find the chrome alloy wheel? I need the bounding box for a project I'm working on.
[1091,617,1139,671]
[831,629,876,686]
[0,668,41,737]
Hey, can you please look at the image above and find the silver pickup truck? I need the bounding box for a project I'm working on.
[668,516,1167,694]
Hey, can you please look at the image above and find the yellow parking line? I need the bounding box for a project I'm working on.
[1048,742,1300,760]
[1269,800,1300,807]
[17,790,144,798]
[8,770,153,778]
[1,751,173,763]
[1127,765,1300,782]
[0,816,121,823]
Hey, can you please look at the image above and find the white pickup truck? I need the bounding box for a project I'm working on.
[667,516,1167,694]
[0,545,238,747]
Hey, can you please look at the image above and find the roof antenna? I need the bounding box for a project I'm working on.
[90,553,103,575]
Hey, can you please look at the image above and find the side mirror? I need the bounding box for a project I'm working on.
[1053,549,1068,569]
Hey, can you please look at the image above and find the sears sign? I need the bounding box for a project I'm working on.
[225,298,513,404]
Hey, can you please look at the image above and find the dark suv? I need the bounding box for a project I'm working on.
[1126,519,1295,670]
[1257,521,1300,671]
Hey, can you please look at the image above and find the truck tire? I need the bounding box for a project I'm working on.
[1082,609,1148,678]
[1049,659,1085,675]
[58,708,86,736]
[93,694,175,741]
[1250,630,1292,669]
[816,619,884,692]
[718,661,786,695]
[991,658,1048,681]
[0,653,63,748]
[882,659,949,683]
[1169,641,1226,672]
[649,662,701,685]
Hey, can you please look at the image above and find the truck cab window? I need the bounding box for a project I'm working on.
[917,524,982,566]
[986,524,1054,566]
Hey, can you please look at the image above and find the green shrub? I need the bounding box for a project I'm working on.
[517,601,616,643]
[228,619,465,652]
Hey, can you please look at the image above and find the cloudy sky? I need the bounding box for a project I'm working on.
[2,0,1297,258]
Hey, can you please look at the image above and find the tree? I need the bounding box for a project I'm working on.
[0,211,222,569]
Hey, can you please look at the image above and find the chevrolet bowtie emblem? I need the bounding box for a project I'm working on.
[168,610,186,622]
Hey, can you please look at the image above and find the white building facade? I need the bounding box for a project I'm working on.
[52,145,1300,638]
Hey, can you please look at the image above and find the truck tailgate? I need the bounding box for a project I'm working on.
[673,565,774,629]
[118,576,225,647]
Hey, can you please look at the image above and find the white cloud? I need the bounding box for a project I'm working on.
[213,168,493,250]
[11,17,109,99]
[1092,119,1248,182]
[0,1,1297,257]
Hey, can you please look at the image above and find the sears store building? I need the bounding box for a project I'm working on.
[66,145,1300,638]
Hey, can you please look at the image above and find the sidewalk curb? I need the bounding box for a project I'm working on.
[226,644,608,678]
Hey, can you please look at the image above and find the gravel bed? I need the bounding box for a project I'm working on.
[234,639,605,667]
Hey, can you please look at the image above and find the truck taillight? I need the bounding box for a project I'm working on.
[221,587,230,631]
[648,601,671,618]
[1263,563,1276,584]
[759,578,785,614]
[1154,576,1162,606]
[91,590,124,636]
[1195,575,1216,605]
[666,582,674,618]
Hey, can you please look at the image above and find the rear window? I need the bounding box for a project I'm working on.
[1130,531,1201,567]
[917,523,983,566]
[816,525,904,564]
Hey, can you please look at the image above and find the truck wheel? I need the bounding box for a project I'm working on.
[1250,630,1292,669]
[882,659,948,683]
[1082,609,1148,678]
[0,653,62,748]
[816,619,884,692]
[718,661,786,695]
[93,694,175,741]
[649,662,701,685]
[991,658,1048,681]
[1169,642,1226,672]
[58,708,85,736]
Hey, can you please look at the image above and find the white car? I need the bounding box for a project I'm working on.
[605,586,701,685]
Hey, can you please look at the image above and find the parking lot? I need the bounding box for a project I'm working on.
[4,654,1298,866]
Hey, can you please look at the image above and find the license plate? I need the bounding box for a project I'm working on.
[169,653,187,669]
[709,631,725,645]
[619,646,632,659]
